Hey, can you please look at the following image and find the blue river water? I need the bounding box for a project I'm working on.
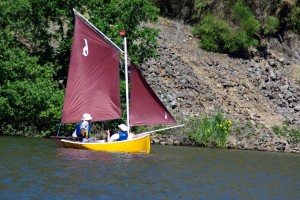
[0,136,300,200]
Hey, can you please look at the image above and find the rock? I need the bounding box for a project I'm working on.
[294,105,300,112]
[151,138,160,144]
[280,85,289,91]
[278,57,285,63]
[204,58,213,66]
[284,146,292,153]
[292,148,300,153]
[166,138,174,145]
[257,146,268,151]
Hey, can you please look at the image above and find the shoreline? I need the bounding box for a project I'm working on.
[151,132,300,154]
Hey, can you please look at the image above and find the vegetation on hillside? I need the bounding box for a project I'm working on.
[187,112,232,148]
[272,122,300,143]
[155,0,300,54]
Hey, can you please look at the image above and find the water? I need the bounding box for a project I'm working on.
[0,136,300,200]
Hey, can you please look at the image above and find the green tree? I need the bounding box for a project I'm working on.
[0,30,63,136]
[84,0,160,64]
[0,0,159,137]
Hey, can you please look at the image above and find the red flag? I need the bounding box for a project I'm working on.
[119,30,126,36]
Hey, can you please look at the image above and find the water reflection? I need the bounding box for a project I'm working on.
[56,148,114,162]
[56,148,154,164]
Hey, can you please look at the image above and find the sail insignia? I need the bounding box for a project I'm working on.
[82,38,89,57]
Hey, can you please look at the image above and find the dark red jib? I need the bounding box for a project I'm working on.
[129,64,177,126]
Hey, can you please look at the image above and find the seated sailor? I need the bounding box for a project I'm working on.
[106,124,128,142]
[72,113,92,141]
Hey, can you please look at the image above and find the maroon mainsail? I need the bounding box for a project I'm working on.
[129,64,177,126]
[61,16,121,123]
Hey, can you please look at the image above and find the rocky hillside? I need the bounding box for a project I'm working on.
[140,18,300,152]
[141,17,300,127]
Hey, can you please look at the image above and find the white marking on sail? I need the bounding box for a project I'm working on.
[164,112,168,119]
[82,38,88,56]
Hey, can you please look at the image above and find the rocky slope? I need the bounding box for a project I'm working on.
[141,18,300,153]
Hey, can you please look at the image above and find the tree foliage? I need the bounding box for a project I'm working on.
[290,0,300,34]
[192,15,230,52]
[0,30,63,136]
[263,16,280,35]
[0,0,159,137]
[156,0,299,54]
[192,0,260,54]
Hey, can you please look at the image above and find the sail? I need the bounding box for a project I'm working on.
[61,15,121,123]
[129,64,176,126]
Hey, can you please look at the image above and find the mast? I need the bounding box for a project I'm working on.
[124,36,130,133]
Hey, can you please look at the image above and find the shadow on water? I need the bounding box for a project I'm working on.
[1,136,300,200]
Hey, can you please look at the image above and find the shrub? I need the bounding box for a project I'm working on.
[223,30,258,53]
[272,124,300,143]
[263,16,280,35]
[192,15,230,52]
[192,0,213,20]
[192,0,260,54]
[187,113,232,148]
[231,0,260,36]
[291,3,300,34]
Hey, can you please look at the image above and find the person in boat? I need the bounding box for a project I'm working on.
[72,113,92,142]
[106,124,129,142]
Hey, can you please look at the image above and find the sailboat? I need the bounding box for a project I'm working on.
[52,9,183,153]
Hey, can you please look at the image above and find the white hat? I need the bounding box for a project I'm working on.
[82,113,92,121]
[118,124,127,132]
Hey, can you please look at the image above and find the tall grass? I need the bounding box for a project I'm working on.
[187,113,232,148]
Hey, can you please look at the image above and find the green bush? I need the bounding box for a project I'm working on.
[291,6,300,34]
[231,0,260,36]
[223,30,258,53]
[192,0,212,20]
[272,124,300,144]
[263,16,280,35]
[192,0,260,54]
[187,113,232,148]
[192,15,230,52]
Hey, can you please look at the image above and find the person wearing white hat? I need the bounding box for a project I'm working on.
[72,113,92,141]
[106,124,128,142]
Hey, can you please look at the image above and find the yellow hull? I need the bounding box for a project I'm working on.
[60,133,150,154]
